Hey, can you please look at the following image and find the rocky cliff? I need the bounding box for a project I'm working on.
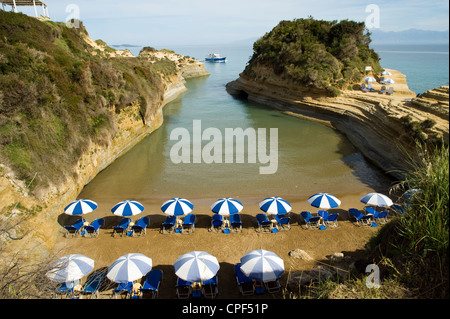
[227,70,449,178]
[0,12,208,261]
[226,18,448,178]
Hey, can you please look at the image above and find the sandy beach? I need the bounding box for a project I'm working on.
[54,190,395,299]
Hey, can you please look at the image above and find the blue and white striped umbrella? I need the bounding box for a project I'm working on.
[161,198,194,216]
[364,76,376,82]
[107,253,152,283]
[360,193,393,207]
[383,78,395,84]
[46,254,94,283]
[111,200,145,217]
[307,193,341,209]
[259,197,291,215]
[240,249,284,282]
[174,251,219,283]
[211,198,243,216]
[64,199,98,216]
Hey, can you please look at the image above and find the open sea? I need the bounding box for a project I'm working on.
[78,42,448,207]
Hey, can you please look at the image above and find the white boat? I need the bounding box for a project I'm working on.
[205,53,227,63]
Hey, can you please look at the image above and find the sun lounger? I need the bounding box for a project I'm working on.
[182,214,196,234]
[210,214,224,232]
[202,275,218,299]
[176,278,192,299]
[275,213,291,230]
[361,83,369,92]
[318,210,329,220]
[131,216,149,237]
[140,269,163,299]
[113,282,133,299]
[64,218,86,238]
[82,269,106,299]
[374,210,388,224]
[264,279,281,293]
[318,210,339,228]
[53,280,79,298]
[113,218,131,237]
[230,214,242,233]
[254,281,266,294]
[234,263,254,295]
[300,211,321,229]
[380,85,386,94]
[64,219,86,238]
[83,218,104,238]
[349,208,373,226]
[387,87,394,95]
[161,215,176,234]
[325,213,339,227]
[390,204,406,215]
[256,213,272,232]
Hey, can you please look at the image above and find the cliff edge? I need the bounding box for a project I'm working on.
[227,70,448,178]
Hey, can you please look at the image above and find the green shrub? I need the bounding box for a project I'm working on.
[246,18,382,94]
[0,11,168,191]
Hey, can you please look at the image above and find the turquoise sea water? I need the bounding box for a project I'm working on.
[79,42,400,206]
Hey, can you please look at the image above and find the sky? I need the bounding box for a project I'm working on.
[6,0,450,46]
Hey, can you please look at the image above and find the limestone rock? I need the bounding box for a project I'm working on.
[288,249,313,261]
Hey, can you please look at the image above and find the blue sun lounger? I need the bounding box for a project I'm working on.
[202,275,218,298]
[391,204,406,215]
[64,218,86,238]
[211,214,223,232]
[82,270,106,299]
[365,207,388,224]
[182,214,196,234]
[113,282,133,299]
[301,211,322,229]
[83,218,104,237]
[349,208,373,226]
[113,218,131,237]
[53,280,79,298]
[375,210,388,224]
[234,263,254,296]
[325,213,339,227]
[140,269,163,299]
[275,213,291,230]
[176,278,192,299]
[131,216,149,237]
[318,210,339,228]
[162,215,176,234]
[264,278,281,293]
[230,214,242,233]
[256,214,272,232]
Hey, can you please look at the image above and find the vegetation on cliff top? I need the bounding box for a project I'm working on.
[0,12,177,192]
[245,18,382,96]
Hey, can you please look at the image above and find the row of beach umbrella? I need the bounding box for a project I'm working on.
[46,249,284,287]
[64,192,395,220]
[364,70,395,84]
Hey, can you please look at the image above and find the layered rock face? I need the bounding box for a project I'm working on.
[227,70,448,178]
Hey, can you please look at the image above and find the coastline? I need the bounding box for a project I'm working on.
[226,69,449,179]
